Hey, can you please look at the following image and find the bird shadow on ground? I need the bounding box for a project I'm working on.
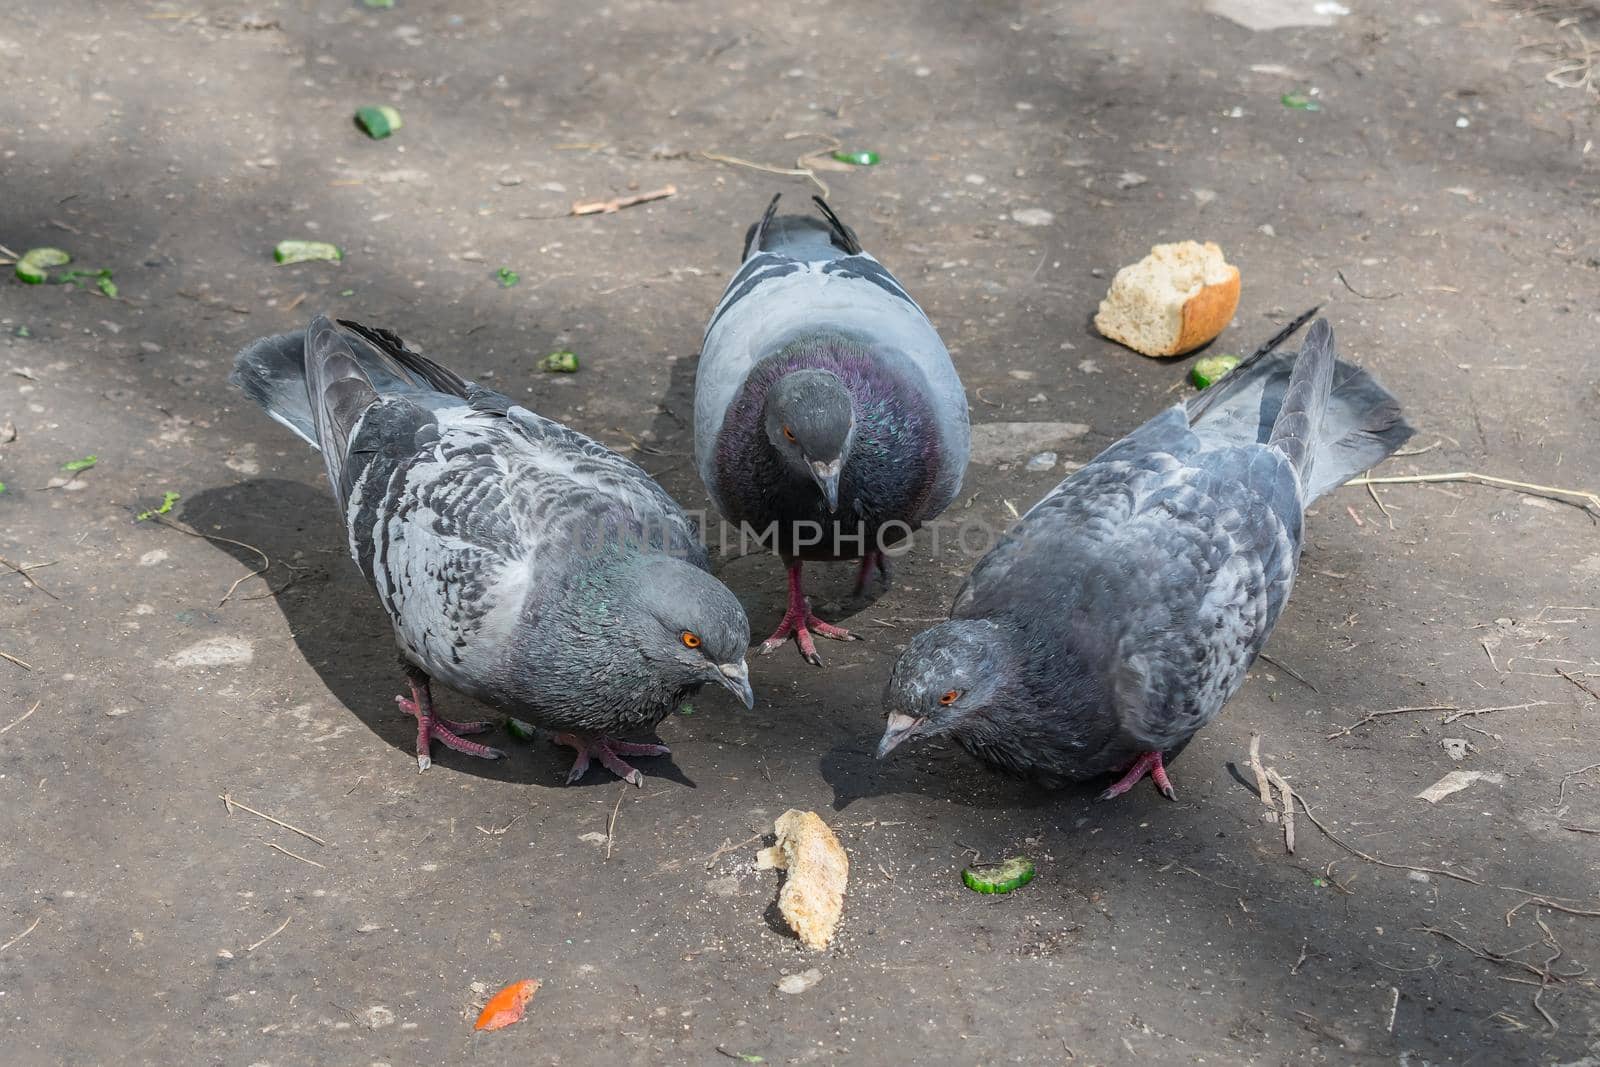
[818,733,1104,814]
[179,478,696,790]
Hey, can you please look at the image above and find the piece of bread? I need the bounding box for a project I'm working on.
[1094,241,1240,357]
[767,809,848,951]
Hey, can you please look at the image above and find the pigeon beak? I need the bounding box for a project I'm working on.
[876,712,925,759]
[714,660,755,710]
[809,459,842,513]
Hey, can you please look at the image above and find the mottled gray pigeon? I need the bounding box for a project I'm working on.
[695,194,969,664]
[877,314,1412,799]
[231,316,753,782]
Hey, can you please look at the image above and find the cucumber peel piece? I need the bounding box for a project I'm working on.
[16,247,71,284]
[831,149,880,166]
[274,240,343,265]
[59,268,117,298]
[136,491,181,522]
[541,350,579,373]
[961,855,1035,894]
[354,105,402,139]
[62,455,98,473]
[496,267,520,288]
[504,717,538,743]
[1190,353,1241,389]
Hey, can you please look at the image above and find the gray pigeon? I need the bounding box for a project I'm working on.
[231,316,754,782]
[695,195,969,664]
[877,314,1412,799]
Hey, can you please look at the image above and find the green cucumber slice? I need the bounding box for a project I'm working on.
[354,105,402,139]
[1190,353,1240,390]
[504,717,538,743]
[273,240,343,265]
[541,350,579,373]
[961,856,1035,894]
[16,247,71,284]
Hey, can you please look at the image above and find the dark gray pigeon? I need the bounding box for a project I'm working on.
[695,194,969,664]
[877,314,1412,799]
[231,316,753,782]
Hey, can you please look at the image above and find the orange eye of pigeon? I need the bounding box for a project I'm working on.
[782,425,797,442]
[939,689,961,706]
[681,631,702,649]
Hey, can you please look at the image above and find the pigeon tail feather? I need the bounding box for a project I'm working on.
[1266,318,1337,482]
[740,194,861,261]
[230,330,318,447]
[1185,314,1413,502]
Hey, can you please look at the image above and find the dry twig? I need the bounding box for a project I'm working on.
[1420,915,1584,1031]
[0,650,32,671]
[0,555,60,599]
[219,792,328,846]
[698,150,829,197]
[1246,733,1276,819]
[605,785,627,861]
[1259,652,1318,692]
[1267,769,1296,854]
[0,702,41,736]
[705,831,764,869]
[1558,763,1600,804]
[1344,471,1600,520]
[571,184,677,216]
[1555,669,1600,702]
[1325,705,1454,740]
[266,842,326,869]
[0,915,42,954]
[149,516,271,604]
[1293,792,1483,886]
[1440,700,1552,724]
[246,916,291,952]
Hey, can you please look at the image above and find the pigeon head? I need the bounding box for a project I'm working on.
[877,619,1017,758]
[628,556,755,708]
[763,369,854,512]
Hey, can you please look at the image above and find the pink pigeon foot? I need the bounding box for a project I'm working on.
[759,562,859,666]
[397,674,506,772]
[1097,750,1177,802]
[553,733,672,786]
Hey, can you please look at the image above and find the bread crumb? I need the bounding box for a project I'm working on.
[766,810,848,950]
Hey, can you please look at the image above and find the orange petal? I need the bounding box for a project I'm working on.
[474,978,540,1031]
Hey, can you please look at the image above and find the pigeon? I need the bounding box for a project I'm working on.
[231,315,754,782]
[876,314,1412,799]
[695,194,970,664]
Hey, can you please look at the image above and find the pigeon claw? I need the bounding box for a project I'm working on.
[398,692,506,769]
[1097,750,1177,803]
[760,606,858,667]
[555,733,669,786]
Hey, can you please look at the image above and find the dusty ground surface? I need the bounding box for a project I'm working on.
[2,1,1599,1063]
